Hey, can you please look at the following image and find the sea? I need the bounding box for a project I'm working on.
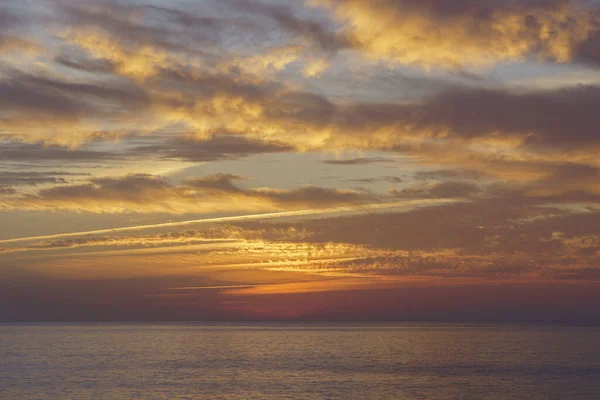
[1,323,599,399]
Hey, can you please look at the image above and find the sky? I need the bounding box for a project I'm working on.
[1,0,600,322]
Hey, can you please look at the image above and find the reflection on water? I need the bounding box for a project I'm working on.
[1,323,599,399]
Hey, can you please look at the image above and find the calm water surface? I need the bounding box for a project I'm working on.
[1,323,599,399]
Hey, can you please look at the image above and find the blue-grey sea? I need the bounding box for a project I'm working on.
[1,323,599,399]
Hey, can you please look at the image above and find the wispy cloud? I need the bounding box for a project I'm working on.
[0,199,453,245]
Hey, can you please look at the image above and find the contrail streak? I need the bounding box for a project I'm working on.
[0,199,455,245]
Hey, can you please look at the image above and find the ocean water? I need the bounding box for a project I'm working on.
[1,324,599,399]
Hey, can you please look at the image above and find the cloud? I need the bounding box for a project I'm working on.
[312,0,600,69]
[4,199,598,289]
[2,0,600,323]
[0,0,598,155]
[187,173,246,193]
[0,141,118,162]
[427,181,481,198]
[0,171,88,186]
[388,180,480,199]
[222,198,600,282]
[482,163,600,203]
[54,51,117,74]
[574,28,600,65]
[132,135,294,162]
[0,69,150,145]
[0,200,452,246]
[414,169,482,181]
[143,77,600,159]
[2,67,599,205]
[415,85,600,149]
[0,187,16,195]
[224,0,349,53]
[186,173,373,208]
[243,199,564,251]
[60,1,223,58]
[2,0,598,173]
[6,173,373,213]
[349,176,402,184]
[57,0,338,80]
[252,185,366,205]
[323,85,600,154]
[322,157,396,165]
[0,75,87,117]
[0,230,239,254]
[0,6,40,56]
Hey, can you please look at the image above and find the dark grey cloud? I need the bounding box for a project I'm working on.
[0,69,149,121]
[323,157,396,165]
[428,181,481,198]
[0,141,118,162]
[187,173,370,205]
[165,68,273,96]
[395,161,599,205]
[54,52,117,74]
[133,135,294,162]
[187,173,245,193]
[0,186,16,195]
[264,91,336,126]
[337,85,600,150]
[18,72,149,110]
[574,30,600,66]
[414,169,482,181]
[0,76,86,117]
[256,185,366,205]
[349,176,402,184]
[483,163,600,203]
[0,171,89,186]
[424,85,600,149]
[391,181,481,199]
[36,174,172,203]
[351,0,590,18]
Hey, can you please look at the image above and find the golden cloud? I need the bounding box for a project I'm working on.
[311,0,599,68]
